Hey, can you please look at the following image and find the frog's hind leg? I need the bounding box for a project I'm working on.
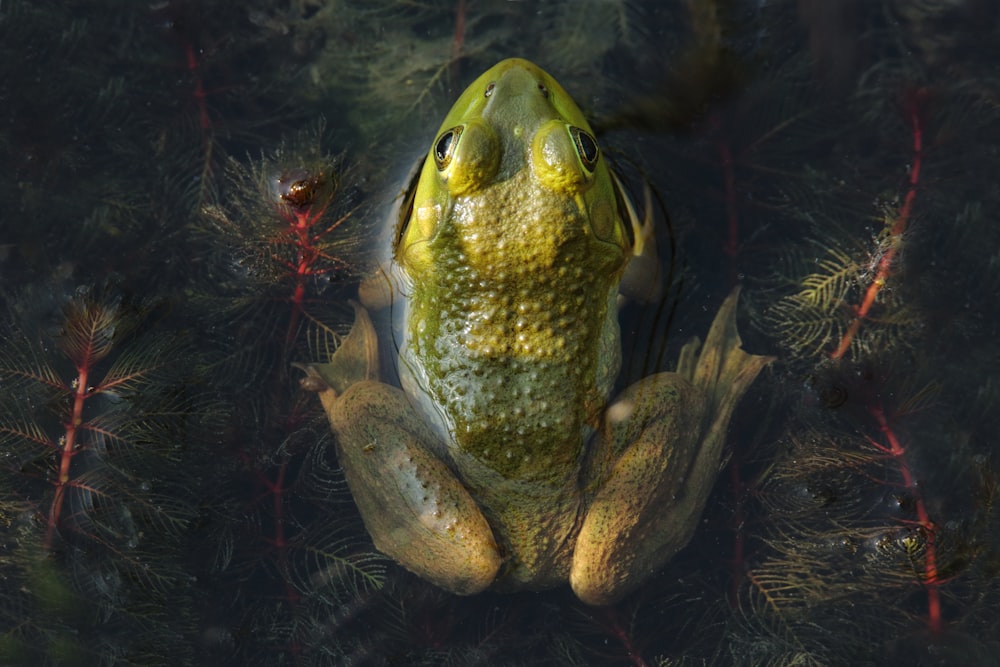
[302,304,502,596]
[570,288,773,606]
[322,380,503,595]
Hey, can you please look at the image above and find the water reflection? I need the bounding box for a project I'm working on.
[1,0,998,664]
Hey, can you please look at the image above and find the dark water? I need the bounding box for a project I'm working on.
[2,1,999,664]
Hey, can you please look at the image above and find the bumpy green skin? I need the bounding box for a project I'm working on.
[310,59,773,605]
[396,59,628,587]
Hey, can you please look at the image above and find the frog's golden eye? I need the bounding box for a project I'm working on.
[434,125,464,170]
[484,82,495,98]
[569,127,599,171]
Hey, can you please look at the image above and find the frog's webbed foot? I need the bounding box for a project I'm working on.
[678,287,774,429]
[300,304,502,596]
[570,287,773,606]
[298,300,379,399]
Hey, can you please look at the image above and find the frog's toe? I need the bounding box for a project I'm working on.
[678,286,775,422]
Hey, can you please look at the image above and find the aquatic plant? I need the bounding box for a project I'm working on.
[2,0,998,664]
[0,287,200,665]
[191,124,394,663]
[717,2,1000,663]
[198,124,363,358]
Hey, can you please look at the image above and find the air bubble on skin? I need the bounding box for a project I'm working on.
[606,398,635,424]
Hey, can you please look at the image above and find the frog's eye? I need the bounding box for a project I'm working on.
[531,121,597,193]
[569,126,599,172]
[435,121,500,196]
[433,126,464,170]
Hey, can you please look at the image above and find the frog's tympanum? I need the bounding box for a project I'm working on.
[302,59,772,606]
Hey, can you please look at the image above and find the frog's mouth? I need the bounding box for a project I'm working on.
[482,59,553,110]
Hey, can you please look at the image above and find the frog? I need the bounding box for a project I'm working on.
[301,58,772,606]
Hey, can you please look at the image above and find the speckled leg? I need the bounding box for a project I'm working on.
[303,304,501,596]
[321,380,502,595]
[570,289,773,606]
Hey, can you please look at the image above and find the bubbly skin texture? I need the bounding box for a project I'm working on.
[305,58,773,605]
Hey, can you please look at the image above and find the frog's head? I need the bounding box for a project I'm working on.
[396,58,632,280]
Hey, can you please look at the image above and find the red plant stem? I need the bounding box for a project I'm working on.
[869,403,941,634]
[184,44,211,132]
[269,461,300,608]
[452,0,466,66]
[283,210,318,349]
[728,459,746,606]
[249,456,301,607]
[716,119,747,601]
[270,461,288,551]
[717,135,740,268]
[831,95,924,359]
[46,367,89,549]
[275,463,303,610]
[183,43,215,201]
[598,608,649,667]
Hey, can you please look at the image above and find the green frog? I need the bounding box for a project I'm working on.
[302,58,772,606]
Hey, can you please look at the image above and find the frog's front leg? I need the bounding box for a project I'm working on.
[570,289,773,606]
[304,306,502,595]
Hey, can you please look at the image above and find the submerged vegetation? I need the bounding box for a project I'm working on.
[1,0,999,664]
